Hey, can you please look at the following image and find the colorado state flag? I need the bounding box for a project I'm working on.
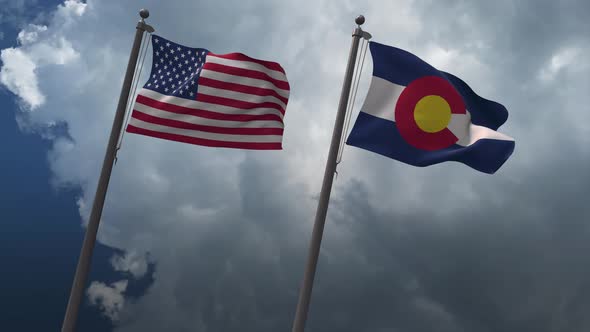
[346,42,515,174]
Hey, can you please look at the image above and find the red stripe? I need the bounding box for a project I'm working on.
[126,124,282,150]
[199,77,289,105]
[202,63,290,91]
[196,93,285,114]
[131,110,284,136]
[207,53,286,74]
[136,94,284,123]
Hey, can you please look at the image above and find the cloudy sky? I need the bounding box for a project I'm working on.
[1,0,589,331]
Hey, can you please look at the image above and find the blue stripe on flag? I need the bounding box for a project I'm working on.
[370,42,442,86]
[441,72,509,130]
[346,112,515,174]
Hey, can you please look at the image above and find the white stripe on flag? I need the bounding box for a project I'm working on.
[138,89,285,120]
[456,123,514,146]
[133,102,284,128]
[360,75,514,147]
[197,85,287,110]
[128,117,283,143]
[199,70,290,98]
[205,55,288,82]
[360,76,404,120]
[448,114,470,142]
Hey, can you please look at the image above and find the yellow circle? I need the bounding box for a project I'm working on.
[413,95,452,133]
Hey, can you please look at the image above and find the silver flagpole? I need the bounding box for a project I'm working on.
[292,15,366,332]
[61,9,154,332]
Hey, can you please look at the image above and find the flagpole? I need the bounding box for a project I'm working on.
[291,15,366,332]
[61,9,154,332]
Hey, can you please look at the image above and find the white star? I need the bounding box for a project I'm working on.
[166,42,170,47]
[154,79,158,83]
[169,77,173,82]
[147,83,151,87]
[154,38,159,43]
[170,49,175,54]
[160,46,164,51]
[166,71,171,76]
[182,70,186,75]
[158,69,162,74]
[184,60,189,64]
[165,53,169,58]
[175,74,180,78]
[163,65,168,70]
[172,68,177,72]
[177,46,181,51]
[169,61,173,66]
[190,92,194,96]
[159,58,164,63]
[160,75,164,79]
[155,51,160,56]
[154,63,159,68]
[152,74,156,78]
[191,57,195,61]
[178,63,182,68]
[174,56,179,61]
[172,84,176,88]
[155,84,159,88]
[164,87,169,92]
[180,53,185,58]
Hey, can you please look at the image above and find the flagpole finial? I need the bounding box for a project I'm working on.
[139,9,149,19]
[355,15,365,26]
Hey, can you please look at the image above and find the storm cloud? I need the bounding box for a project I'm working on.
[1,0,589,331]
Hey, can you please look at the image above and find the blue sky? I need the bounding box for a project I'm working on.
[1,0,589,331]
[0,34,111,332]
[0,1,153,330]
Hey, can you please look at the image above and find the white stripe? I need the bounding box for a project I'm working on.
[133,103,284,128]
[360,75,514,146]
[360,76,403,121]
[137,89,285,120]
[128,117,283,143]
[205,55,288,82]
[448,112,514,146]
[199,70,290,98]
[456,122,514,146]
[197,85,287,110]
[448,113,470,142]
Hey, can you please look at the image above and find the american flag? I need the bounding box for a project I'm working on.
[126,35,290,150]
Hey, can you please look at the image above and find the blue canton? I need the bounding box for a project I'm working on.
[144,35,209,100]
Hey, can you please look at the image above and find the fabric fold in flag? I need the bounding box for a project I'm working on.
[127,35,290,150]
[346,41,515,174]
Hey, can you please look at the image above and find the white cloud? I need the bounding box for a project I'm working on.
[0,30,78,109]
[538,46,581,82]
[87,280,128,321]
[17,25,48,44]
[0,47,44,108]
[110,251,149,279]
[60,0,86,17]
[0,1,83,110]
